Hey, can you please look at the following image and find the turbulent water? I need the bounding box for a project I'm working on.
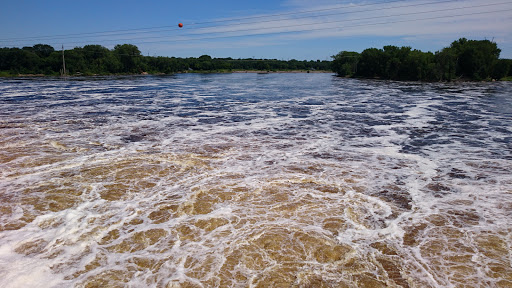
[0,73,511,288]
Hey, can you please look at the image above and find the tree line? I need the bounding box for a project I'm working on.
[2,39,510,81]
[0,44,331,76]
[332,38,512,81]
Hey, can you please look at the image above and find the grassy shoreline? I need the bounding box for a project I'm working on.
[0,69,334,78]
[2,70,511,81]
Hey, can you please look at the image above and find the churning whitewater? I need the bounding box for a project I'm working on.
[0,74,511,287]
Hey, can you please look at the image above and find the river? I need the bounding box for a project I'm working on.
[0,73,511,287]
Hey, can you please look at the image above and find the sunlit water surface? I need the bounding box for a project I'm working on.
[0,74,511,287]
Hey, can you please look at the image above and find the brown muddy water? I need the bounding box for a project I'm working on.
[0,74,511,287]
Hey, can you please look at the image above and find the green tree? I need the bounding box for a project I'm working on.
[400,50,436,81]
[331,51,359,77]
[65,48,88,74]
[195,55,213,70]
[32,44,55,58]
[41,51,61,75]
[450,38,501,80]
[435,48,457,81]
[492,59,510,80]
[82,45,110,74]
[114,44,142,73]
[357,48,385,78]
[1,48,40,74]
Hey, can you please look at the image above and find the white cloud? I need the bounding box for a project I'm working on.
[155,0,511,44]
[68,0,511,58]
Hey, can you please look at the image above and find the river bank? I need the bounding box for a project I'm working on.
[2,69,333,78]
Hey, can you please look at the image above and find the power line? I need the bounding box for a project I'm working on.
[13,6,507,61]
[94,8,512,46]
[185,0,428,26]
[0,0,409,42]
[0,0,466,43]
[9,0,469,44]
[7,2,510,47]
[1,2,510,51]
[62,7,512,53]
[180,2,512,37]
[0,0,458,43]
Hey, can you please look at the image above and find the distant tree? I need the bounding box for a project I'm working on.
[0,48,40,74]
[255,61,270,71]
[331,51,359,77]
[195,55,213,70]
[81,45,110,74]
[435,47,457,81]
[32,44,55,58]
[492,59,510,79]
[507,59,512,76]
[42,51,62,75]
[357,48,385,78]
[2,38,510,80]
[114,44,142,73]
[214,59,231,70]
[333,38,509,82]
[401,50,436,81]
[198,55,212,61]
[450,38,501,80]
[65,47,88,74]
[144,56,179,74]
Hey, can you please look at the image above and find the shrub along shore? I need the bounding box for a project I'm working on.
[1,38,510,81]
[0,44,330,77]
[332,38,511,81]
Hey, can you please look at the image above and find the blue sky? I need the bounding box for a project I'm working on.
[1,0,511,60]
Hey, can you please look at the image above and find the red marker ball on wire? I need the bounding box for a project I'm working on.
[178,23,183,28]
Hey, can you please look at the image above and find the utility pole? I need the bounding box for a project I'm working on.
[61,45,67,77]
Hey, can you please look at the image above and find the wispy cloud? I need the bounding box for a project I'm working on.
[22,0,510,58]
[179,0,512,40]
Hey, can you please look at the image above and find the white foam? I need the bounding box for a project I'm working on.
[0,76,511,287]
